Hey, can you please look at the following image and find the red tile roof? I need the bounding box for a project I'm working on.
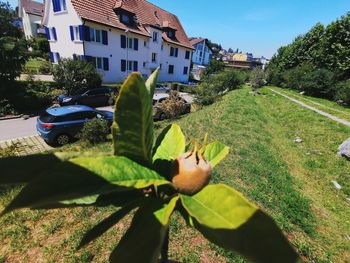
[21,0,44,17]
[189,37,205,46]
[71,0,193,49]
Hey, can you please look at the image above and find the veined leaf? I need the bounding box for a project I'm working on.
[153,124,186,162]
[145,67,160,98]
[60,195,99,205]
[181,185,298,262]
[204,141,229,168]
[0,152,108,184]
[79,198,143,248]
[110,196,179,263]
[113,73,154,165]
[1,156,169,214]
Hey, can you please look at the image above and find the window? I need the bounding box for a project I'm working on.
[121,14,130,24]
[183,66,188,75]
[161,44,163,50]
[121,59,126,72]
[143,62,146,68]
[167,31,174,38]
[120,36,138,50]
[86,56,109,71]
[52,0,66,12]
[152,53,157,62]
[69,25,83,41]
[45,27,57,41]
[95,30,101,43]
[168,65,174,74]
[144,41,147,47]
[185,50,190,59]
[170,47,178,57]
[121,60,138,72]
[50,52,60,64]
[128,38,133,49]
[96,57,102,70]
[128,61,133,71]
[153,31,158,42]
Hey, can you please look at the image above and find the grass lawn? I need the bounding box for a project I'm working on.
[24,58,48,74]
[270,86,350,121]
[1,87,350,262]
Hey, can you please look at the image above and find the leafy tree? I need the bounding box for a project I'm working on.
[203,59,225,76]
[0,69,298,262]
[0,1,28,94]
[250,68,266,90]
[53,58,102,94]
[228,48,234,53]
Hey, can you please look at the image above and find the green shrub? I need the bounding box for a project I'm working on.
[250,68,266,90]
[77,118,110,144]
[53,58,102,94]
[334,80,350,104]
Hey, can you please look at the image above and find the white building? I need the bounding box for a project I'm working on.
[42,0,193,83]
[189,38,212,66]
[18,0,45,39]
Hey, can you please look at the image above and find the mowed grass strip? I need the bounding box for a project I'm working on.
[1,87,349,262]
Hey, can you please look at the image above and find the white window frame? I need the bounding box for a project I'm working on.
[73,26,82,42]
[128,61,133,71]
[48,27,56,42]
[89,28,102,44]
[127,37,133,49]
[53,52,60,64]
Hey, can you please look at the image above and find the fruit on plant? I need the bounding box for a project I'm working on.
[172,142,212,195]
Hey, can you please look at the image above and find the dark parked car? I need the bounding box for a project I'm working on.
[37,105,113,146]
[152,93,191,120]
[58,87,117,107]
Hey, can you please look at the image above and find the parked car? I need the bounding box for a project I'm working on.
[155,84,171,94]
[58,87,118,107]
[37,105,113,146]
[152,93,191,120]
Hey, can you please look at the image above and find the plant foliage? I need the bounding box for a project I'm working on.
[0,68,298,262]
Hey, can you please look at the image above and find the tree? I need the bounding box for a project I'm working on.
[203,59,225,76]
[0,1,28,95]
[228,48,234,53]
[250,68,266,90]
[53,58,102,94]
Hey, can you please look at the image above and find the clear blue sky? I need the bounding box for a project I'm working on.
[8,0,350,58]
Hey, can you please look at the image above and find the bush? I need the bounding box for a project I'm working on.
[53,58,102,94]
[334,80,350,105]
[203,59,225,76]
[77,118,110,144]
[158,91,188,119]
[283,64,335,97]
[250,68,266,90]
[195,70,245,105]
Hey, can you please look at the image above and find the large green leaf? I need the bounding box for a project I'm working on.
[204,141,229,168]
[1,156,169,214]
[145,67,160,98]
[181,185,298,262]
[110,196,179,263]
[113,73,154,165]
[153,124,186,162]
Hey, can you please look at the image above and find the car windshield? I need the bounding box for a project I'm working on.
[39,112,56,123]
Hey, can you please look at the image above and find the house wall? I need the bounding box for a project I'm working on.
[43,0,84,60]
[22,9,42,39]
[192,40,212,66]
[44,0,191,83]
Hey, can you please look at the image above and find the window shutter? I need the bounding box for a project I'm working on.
[50,52,54,63]
[134,38,138,51]
[52,0,57,12]
[52,27,57,41]
[170,47,174,56]
[102,30,108,45]
[103,58,109,71]
[84,26,90,41]
[73,54,77,60]
[121,35,126,48]
[69,26,74,41]
[78,25,84,40]
[121,59,126,72]
[45,27,51,40]
[175,48,178,57]
[183,67,188,75]
[133,61,138,71]
[56,52,60,61]
[185,51,190,59]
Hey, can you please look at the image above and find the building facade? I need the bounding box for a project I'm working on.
[42,0,193,83]
[18,0,45,39]
[189,38,212,66]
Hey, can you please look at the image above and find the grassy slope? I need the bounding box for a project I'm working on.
[1,87,350,262]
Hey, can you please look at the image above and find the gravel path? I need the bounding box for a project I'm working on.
[269,88,350,128]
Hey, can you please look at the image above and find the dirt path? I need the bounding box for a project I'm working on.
[269,88,350,128]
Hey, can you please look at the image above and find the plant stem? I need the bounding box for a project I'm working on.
[160,228,169,263]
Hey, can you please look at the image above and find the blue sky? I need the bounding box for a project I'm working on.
[8,0,350,58]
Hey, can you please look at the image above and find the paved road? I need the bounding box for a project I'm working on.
[0,106,113,141]
[269,88,350,128]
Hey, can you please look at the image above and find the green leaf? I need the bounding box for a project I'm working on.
[110,196,179,263]
[145,67,160,98]
[2,156,169,214]
[60,195,99,205]
[204,141,229,168]
[181,185,298,262]
[153,124,186,162]
[113,73,154,165]
[0,152,108,184]
[79,199,142,248]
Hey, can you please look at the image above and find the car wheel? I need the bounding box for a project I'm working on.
[55,134,70,146]
[159,112,167,120]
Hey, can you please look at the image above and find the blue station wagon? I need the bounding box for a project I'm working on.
[37,105,113,146]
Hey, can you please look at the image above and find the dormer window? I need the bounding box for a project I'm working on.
[167,30,174,39]
[121,13,130,24]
